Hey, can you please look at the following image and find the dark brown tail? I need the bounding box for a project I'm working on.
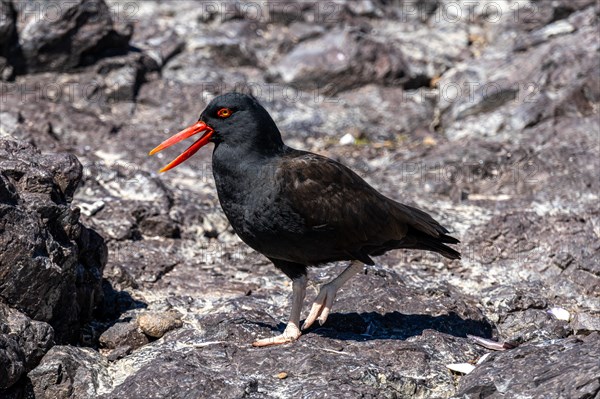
[403,228,461,260]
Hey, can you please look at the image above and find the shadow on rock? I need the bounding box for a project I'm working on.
[304,311,493,341]
[86,280,148,346]
[97,280,147,321]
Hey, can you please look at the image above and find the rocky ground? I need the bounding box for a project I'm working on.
[1,0,599,398]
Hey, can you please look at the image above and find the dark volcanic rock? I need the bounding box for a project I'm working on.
[95,269,492,398]
[94,53,153,103]
[0,1,16,49]
[0,0,17,80]
[268,27,408,94]
[17,0,132,73]
[0,303,54,391]
[457,333,600,398]
[98,337,250,399]
[28,345,110,399]
[99,321,148,352]
[438,6,600,142]
[0,139,107,343]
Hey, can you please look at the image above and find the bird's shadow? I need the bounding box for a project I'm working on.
[276,311,493,341]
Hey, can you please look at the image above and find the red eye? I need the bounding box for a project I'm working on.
[217,108,232,118]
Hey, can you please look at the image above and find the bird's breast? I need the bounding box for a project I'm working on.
[212,157,278,231]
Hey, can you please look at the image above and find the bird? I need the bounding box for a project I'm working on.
[149,92,460,347]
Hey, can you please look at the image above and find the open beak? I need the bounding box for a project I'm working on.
[148,120,214,173]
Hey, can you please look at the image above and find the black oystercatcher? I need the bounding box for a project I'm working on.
[149,93,460,347]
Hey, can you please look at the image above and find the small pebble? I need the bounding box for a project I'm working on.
[339,133,355,145]
[423,136,437,146]
[548,307,570,321]
[138,311,183,338]
[277,372,288,379]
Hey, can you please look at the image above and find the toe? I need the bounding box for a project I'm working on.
[252,325,302,347]
[317,306,330,326]
[302,302,323,330]
[252,335,295,347]
[317,289,336,325]
[252,336,284,347]
[302,288,329,330]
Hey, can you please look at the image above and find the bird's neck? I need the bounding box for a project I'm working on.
[211,142,285,192]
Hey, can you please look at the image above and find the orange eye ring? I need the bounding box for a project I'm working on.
[217,108,232,118]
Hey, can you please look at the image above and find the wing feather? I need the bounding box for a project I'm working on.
[273,150,460,262]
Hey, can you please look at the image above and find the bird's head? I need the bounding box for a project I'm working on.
[149,92,283,172]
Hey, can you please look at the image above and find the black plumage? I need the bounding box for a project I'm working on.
[150,92,460,346]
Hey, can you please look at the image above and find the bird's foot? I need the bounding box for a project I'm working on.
[252,323,302,347]
[302,282,337,330]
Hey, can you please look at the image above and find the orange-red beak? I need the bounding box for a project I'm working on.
[148,121,214,173]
